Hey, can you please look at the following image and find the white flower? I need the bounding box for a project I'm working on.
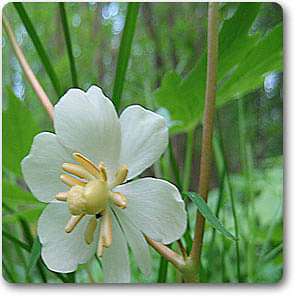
[21,86,187,283]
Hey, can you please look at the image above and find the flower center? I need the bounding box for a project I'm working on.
[55,152,128,257]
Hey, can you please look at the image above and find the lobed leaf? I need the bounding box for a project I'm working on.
[154,3,283,134]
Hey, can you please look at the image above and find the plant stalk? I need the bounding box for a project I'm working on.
[189,2,219,279]
[145,236,185,271]
[3,16,54,120]
[59,2,78,87]
[183,130,194,193]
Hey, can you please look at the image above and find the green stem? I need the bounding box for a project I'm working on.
[157,254,169,283]
[168,140,182,190]
[178,130,194,254]
[238,98,255,282]
[112,3,139,110]
[253,204,281,281]
[183,130,194,193]
[213,132,241,282]
[14,3,62,96]
[59,3,78,87]
[206,168,225,281]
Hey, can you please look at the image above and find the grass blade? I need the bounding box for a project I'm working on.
[185,192,237,241]
[213,128,241,282]
[59,3,78,87]
[112,3,139,110]
[206,169,226,281]
[3,230,31,251]
[237,98,256,282]
[261,242,283,263]
[27,237,42,276]
[157,256,168,283]
[14,3,62,96]
[168,140,182,190]
[2,261,17,282]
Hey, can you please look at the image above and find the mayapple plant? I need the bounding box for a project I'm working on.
[21,85,187,283]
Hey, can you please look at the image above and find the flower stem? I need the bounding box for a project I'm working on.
[182,130,194,193]
[3,16,54,120]
[145,236,185,271]
[189,2,219,278]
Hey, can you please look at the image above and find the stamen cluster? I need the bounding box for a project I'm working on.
[55,152,128,256]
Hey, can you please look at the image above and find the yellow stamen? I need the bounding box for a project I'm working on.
[55,152,131,253]
[55,192,68,201]
[98,162,108,182]
[63,163,95,181]
[97,235,104,257]
[60,174,85,187]
[73,153,103,180]
[101,210,112,247]
[110,165,128,188]
[97,210,113,257]
[65,214,84,233]
[110,192,128,208]
[84,217,97,244]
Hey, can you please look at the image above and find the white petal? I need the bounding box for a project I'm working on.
[38,203,98,273]
[54,86,121,179]
[113,206,152,276]
[102,211,130,283]
[119,105,168,180]
[21,132,72,203]
[114,178,187,244]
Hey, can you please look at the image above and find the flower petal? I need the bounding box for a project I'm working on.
[54,86,121,180]
[113,206,152,276]
[102,211,130,283]
[38,203,98,273]
[114,178,187,244]
[21,132,72,203]
[119,105,168,180]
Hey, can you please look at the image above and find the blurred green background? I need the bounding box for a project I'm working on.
[2,2,283,283]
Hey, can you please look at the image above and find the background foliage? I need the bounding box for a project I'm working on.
[2,2,283,283]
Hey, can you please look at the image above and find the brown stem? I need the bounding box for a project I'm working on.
[3,16,54,120]
[177,239,187,259]
[190,3,219,273]
[145,236,185,270]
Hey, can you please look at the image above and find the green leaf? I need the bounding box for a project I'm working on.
[27,237,42,276]
[14,2,62,96]
[154,3,283,134]
[2,89,40,176]
[59,3,78,87]
[185,192,237,241]
[112,3,139,110]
